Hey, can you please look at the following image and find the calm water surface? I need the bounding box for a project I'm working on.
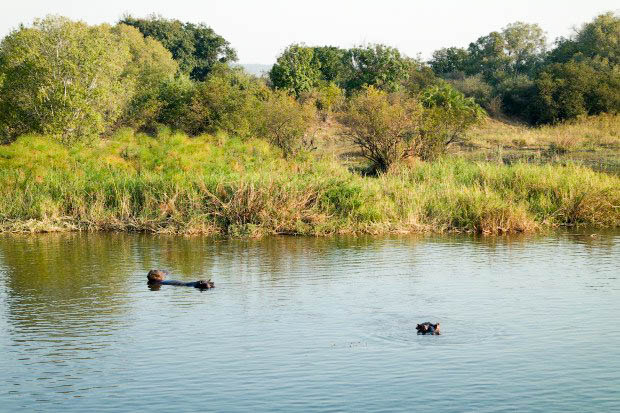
[0,232,619,412]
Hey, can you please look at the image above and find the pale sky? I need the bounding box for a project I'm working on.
[1,1,618,64]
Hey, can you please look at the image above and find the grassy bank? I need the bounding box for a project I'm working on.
[461,114,620,173]
[1,129,619,235]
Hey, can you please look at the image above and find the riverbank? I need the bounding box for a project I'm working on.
[316,114,620,174]
[1,129,619,235]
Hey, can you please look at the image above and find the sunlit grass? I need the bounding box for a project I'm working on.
[468,113,620,151]
[1,129,618,235]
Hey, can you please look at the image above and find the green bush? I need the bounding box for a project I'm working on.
[0,16,178,144]
[418,84,486,159]
[449,74,494,109]
[340,86,422,172]
[533,60,620,124]
[496,75,536,119]
[185,65,268,137]
[252,90,317,157]
[152,75,195,132]
[119,15,237,81]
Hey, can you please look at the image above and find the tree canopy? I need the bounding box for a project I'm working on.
[0,16,177,143]
[430,12,618,124]
[269,44,321,96]
[120,15,237,81]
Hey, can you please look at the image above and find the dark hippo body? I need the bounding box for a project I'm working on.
[147,270,214,290]
[160,280,214,289]
[416,322,441,335]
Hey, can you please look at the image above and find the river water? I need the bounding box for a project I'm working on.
[0,232,619,412]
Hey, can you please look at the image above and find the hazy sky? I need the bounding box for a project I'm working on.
[1,1,618,63]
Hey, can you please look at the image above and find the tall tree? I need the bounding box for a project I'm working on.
[429,47,469,75]
[311,46,347,85]
[467,22,546,82]
[0,16,178,143]
[343,44,410,92]
[120,15,237,81]
[548,12,619,65]
[269,44,320,96]
[0,17,130,143]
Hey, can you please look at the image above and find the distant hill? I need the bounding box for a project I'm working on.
[234,63,272,77]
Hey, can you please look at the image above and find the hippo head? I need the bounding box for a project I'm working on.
[416,322,441,335]
[147,269,168,284]
[196,279,215,289]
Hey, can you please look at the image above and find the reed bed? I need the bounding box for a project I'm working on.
[1,129,618,235]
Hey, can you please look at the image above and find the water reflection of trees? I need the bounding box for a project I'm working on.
[0,233,135,338]
[3,230,611,338]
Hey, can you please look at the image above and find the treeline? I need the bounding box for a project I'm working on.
[269,13,619,125]
[429,13,620,124]
[0,13,617,171]
[0,15,242,144]
[0,15,484,172]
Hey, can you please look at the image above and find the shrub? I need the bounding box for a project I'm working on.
[152,75,196,132]
[252,90,317,157]
[300,83,345,121]
[340,86,422,172]
[185,65,268,137]
[532,60,620,124]
[496,75,536,119]
[449,74,494,109]
[418,83,486,159]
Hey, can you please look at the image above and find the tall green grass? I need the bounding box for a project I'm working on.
[1,129,618,235]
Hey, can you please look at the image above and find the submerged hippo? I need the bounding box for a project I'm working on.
[147,269,215,290]
[416,322,441,335]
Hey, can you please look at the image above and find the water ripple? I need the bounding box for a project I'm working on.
[0,232,619,412]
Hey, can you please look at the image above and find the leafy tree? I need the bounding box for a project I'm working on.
[253,90,317,157]
[467,22,546,83]
[401,60,439,95]
[533,61,619,123]
[466,31,510,82]
[185,65,268,137]
[0,16,131,143]
[419,83,486,159]
[269,44,321,97]
[548,12,619,65]
[573,12,619,65]
[343,44,410,92]
[119,15,237,81]
[429,47,469,75]
[312,46,348,85]
[501,22,547,74]
[340,86,422,171]
[113,24,178,130]
[530,12,619,124]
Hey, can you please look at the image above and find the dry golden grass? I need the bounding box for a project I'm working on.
[466,113,620,151]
